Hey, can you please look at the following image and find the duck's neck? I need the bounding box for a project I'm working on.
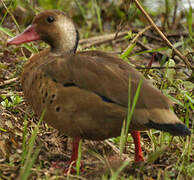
[51,29,79,54]
[49,14,79,55]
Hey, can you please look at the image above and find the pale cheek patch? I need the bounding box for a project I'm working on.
[57,17,76,51]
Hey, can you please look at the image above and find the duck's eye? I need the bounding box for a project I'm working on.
[46,16,55,23]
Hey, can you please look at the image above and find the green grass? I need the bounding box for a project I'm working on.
[119,76,143,156]
[18,110,45,180]
[76,139,82,175]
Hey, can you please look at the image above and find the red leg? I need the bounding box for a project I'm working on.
[131,131,144,162]
[64,137,83,173]
[51,137,83,174]
[70,136,80,162]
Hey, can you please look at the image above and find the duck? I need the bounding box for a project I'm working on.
[7,10,191,172]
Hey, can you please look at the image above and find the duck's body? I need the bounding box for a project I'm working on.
[22,49,126,139]
[22,48,188,140]
[8,10,191,172]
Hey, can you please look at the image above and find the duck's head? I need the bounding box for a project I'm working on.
[8,10,79,54]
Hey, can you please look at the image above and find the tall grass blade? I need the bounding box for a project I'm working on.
[121,43,136,60]
[93,0,103,33]
[126,76,143,133]
[185,7,193,40]
[119,75,143,155]
[19,149,40,180]
[74,0,87,24]
[119,119,126,156]
[130,47,169,57]
[18,110,45,180]
[76,139,82,175]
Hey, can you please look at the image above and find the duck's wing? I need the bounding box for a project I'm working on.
[42,50,190,136]
[44,50,171,108]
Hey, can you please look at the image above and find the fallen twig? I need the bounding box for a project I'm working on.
[167,32,188,37]
[79,27,189,50]
[0,77,19,87]
[79,29,163,49]
[79,31,128,49]
[0,91,23,97]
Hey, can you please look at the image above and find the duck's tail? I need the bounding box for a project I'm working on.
[145,108,191,136]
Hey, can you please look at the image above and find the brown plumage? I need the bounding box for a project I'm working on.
[8,10,190,171]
